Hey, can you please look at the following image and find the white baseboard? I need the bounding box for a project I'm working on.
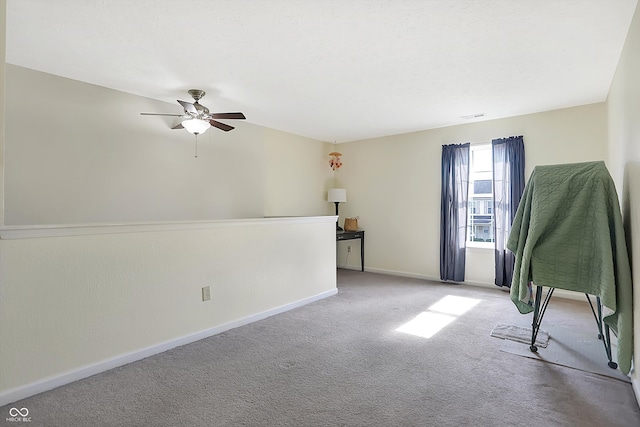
[339,264,440,282]
[339,265,585,301]
[633,375,640,409]
[342,264,496,289]
[0,288,338,407]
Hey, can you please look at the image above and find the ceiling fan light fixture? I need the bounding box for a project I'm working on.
[182,119,211,135]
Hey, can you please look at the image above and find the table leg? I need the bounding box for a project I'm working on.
[360,235,364,272]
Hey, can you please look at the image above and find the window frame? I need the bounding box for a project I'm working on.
[467,143,494,249]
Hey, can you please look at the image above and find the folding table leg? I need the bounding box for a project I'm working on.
[530,285,554,353]
[584,294,617,369]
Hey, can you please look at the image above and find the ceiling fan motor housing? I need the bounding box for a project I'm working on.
[188,89,206,101]
[188,90,209,116]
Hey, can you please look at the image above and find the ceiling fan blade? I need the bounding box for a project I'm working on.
[209,120,234,132]
[210,112,246,120]
[178,100,198,115]
[140,112,184,117]
[172,123,184,130]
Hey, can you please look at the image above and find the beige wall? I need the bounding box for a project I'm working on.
[0,72,338,403]
[264,127,334,217]
[4,65,333,225]
[607,2,640,400]
[0,218,337,402]
[334,103,608,282]
[0,26,337,402]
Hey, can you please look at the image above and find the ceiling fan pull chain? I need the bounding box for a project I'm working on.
[195,134,199,158]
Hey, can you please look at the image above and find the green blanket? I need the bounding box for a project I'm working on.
[507,161,633,375]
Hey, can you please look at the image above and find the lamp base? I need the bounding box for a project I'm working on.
[334,201,343,232]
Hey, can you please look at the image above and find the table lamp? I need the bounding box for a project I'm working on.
[328,188,347,230]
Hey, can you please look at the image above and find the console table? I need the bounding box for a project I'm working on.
[337,230,365,272]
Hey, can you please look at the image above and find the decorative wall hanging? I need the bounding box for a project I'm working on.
[329,152,343,170]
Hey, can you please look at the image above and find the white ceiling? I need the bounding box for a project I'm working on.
[5,0,638,142]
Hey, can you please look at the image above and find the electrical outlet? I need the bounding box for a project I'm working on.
[202,286,211,301]
[347,245,352,253]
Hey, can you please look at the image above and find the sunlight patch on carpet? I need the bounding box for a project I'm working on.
[395,312,456,338]
[429,295,481,315]
[396,295,481,338]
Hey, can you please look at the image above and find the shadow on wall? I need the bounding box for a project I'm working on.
[622,161,640,263]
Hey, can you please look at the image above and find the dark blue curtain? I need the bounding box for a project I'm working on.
[440,143,470,282]
[492,136,525,287]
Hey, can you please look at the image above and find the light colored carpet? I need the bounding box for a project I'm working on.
[490,323,549,347]
[2,269,639,426]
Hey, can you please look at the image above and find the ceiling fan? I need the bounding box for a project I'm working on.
[140,89,246,135]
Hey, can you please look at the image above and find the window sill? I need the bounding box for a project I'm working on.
[466,242,494,250]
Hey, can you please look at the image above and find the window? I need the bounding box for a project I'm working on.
[468,145,494,245]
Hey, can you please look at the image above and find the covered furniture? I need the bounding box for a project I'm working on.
[507,161,633,375]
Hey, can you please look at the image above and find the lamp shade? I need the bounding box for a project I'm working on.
[182,119,211,135]
[328,188,347,203]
